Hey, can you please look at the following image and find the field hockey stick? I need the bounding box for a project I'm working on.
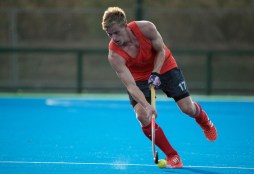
[151,85,158,164]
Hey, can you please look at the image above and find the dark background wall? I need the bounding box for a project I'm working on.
[0,0,253,95]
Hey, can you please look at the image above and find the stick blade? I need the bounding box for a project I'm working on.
[154,151,158,164]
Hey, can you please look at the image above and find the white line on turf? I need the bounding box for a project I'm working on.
[0,161,253,170]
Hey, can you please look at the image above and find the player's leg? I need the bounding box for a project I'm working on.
[127,82,180,165]
[176,97,217,141]
[134,103,177,155]
[134,103,182,168]
[160,68,217,141]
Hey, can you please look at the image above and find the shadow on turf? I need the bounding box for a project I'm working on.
[163,167,219,174]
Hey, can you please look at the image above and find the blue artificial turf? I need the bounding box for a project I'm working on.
[0,96,253,174]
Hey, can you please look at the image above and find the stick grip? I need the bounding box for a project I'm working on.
[151,85,156,108]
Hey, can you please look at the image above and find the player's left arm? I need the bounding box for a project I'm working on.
[137,21,166,74]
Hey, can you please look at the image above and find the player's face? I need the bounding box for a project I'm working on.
[106,23,127,46]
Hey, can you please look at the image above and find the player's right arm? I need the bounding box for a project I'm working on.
[108,50,156,116]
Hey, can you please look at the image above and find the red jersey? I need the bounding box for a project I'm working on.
[109,21,177,81]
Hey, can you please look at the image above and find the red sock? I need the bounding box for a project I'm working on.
[142,123,178,157]
[194,102,210,130]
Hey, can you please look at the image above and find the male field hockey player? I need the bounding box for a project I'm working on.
[102,7,217,168]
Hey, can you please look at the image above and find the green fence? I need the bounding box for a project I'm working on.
[0,47,254,95]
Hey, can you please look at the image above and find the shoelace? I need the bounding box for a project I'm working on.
[172,157,180,164]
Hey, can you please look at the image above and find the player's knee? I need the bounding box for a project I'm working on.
[136,111,150,126]
[136,110,147,121]
[134,104,151,126]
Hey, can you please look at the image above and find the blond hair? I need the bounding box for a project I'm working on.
[102,7,127,31]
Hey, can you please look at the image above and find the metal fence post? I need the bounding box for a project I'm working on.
[206,52,213,95]
[9,9,19,89]
[135,0,144,20]
[77,52,83,93]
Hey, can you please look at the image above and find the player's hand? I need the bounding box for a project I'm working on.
[145,104,157,119]
[148,72,161,89]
